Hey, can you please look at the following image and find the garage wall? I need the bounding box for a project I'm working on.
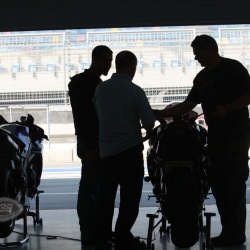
[1,0,250,32]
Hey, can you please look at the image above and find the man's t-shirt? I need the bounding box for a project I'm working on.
[93,73,155,158]
[68,69,101,149]
[187,57,250,140]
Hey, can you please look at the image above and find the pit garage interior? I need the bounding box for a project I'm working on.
[1,1,250,249]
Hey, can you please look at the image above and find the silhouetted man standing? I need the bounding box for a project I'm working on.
[154,35,250,247]
[94,51,155,250]
[68,45,113,247]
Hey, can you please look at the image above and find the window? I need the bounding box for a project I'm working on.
[170,59,181,67]
[28,63,38,72]
[137,59,144,69]
[46,63,56,71]
[11,63,20,73]
[152,58,163,68]
[81,61,90,70]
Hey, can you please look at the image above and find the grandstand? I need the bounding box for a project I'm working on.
[0,24,249,107]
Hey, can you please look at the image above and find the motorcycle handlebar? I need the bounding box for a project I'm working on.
[142,112,204,142]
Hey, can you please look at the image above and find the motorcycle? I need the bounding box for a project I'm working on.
[0,113,48,239]
[145,114,210,248]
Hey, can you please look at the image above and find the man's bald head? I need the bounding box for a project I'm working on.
[115,51,137,79]
[115,51,137,70]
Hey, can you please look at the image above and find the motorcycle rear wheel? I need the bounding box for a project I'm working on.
[0,165,16,238]
[167,168,200,248]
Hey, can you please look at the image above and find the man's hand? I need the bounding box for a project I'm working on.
[86,149,99,162]
[188,110,198,118]
[153,109,166,119]
[143,129,154,142]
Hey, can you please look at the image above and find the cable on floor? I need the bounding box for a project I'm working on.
[13,230,81,242]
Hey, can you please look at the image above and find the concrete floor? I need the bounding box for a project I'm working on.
[0,204,249,250]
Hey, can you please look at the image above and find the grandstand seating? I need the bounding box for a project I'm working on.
[0,25,249,107]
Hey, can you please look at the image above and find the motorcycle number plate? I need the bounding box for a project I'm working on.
[163,161,194,173]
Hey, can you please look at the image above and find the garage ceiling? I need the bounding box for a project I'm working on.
[1,0,250,32]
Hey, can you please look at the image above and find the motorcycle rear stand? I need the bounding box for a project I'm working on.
[0,190,44,248]
[145,207,216,250]
[28,190,44,226]
[202,212,216,249]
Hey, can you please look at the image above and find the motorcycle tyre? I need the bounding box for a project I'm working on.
[167,168,199,248]
[0,166,16,238]
[32,154,43,187]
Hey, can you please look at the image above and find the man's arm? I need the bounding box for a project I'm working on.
[153,100,197,119]
[213,89,250,118]
[143,122,155,132]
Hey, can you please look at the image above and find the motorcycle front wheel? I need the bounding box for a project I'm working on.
[0,165,16,238]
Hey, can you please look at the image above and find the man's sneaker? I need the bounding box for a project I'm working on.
[105,240,113,249]
[115,236,146,250]
[81,239,95,246]
[95,241,113,250]
[131,237,146,250]
[81,233,95,246]
[211,235,246,247]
